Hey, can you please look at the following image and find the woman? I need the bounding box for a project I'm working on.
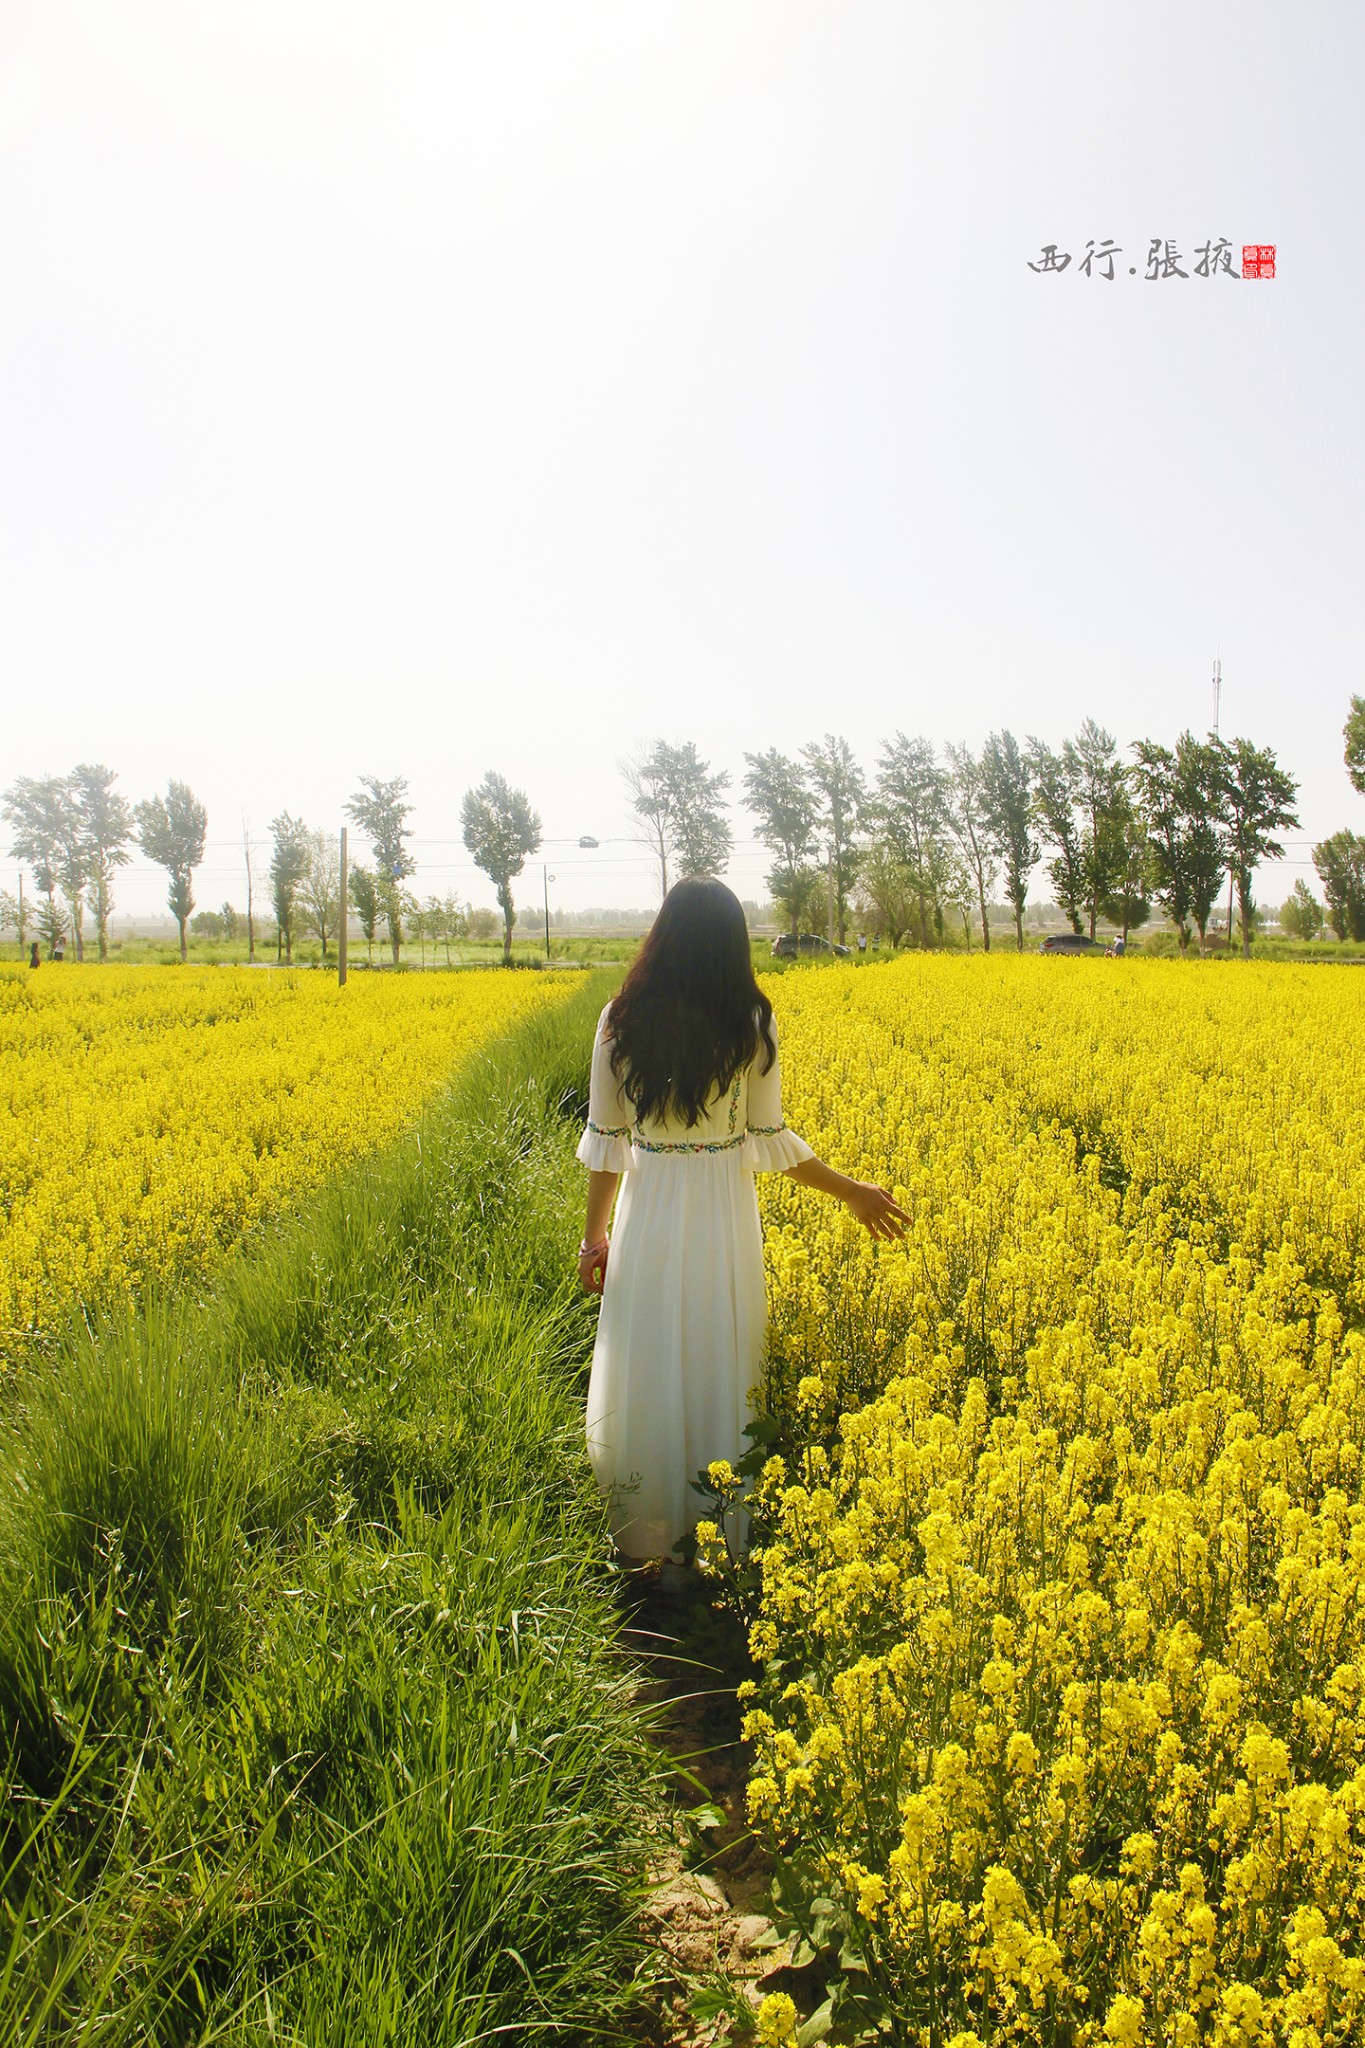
[576,877,907,1564]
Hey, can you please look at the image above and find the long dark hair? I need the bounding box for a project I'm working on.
[608,878,775,1128]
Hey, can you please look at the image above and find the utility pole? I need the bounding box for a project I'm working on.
[338,826,348,987]
[1213,655,1234,948]
[543,865,554,961]
[242,812,256,963]
[827,852,836,950]
[17,871,24,953]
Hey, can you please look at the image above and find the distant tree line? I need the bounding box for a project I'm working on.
[2,768,206,961]
[340,770,541,967]
[2,764,543,967]
[622,721,1321,957]
[6,706,1360,966]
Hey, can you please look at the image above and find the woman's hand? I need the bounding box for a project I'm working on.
[784,1156,910,1240]
[578,1237,610,1295]
[843,1181,910,1241]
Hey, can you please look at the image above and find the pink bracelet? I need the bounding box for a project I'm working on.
[579,1237,609,1257]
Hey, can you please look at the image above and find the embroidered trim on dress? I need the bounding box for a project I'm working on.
[746,1123,787,1137]
[631,1130,747,1155]
[587,1119,632,1138]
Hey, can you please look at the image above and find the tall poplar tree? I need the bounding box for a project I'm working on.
[944,742,999,953]
[801,734,866,945]
[1097,798,1152,942]
[300,829,342,962]
[623,742,731,897]
[135,780,208,961]
[50,785,92,960]
[1345,694,1365,798]
[1027,740,1086,934]
[348,864,380,963]
[3,774,68,956]
[345,776,415,964]
[461,771,541,964]
[874,734,950,949]
[269,813,310,963]
[743,749,821,938]
[1130,740,1191,950]
[71,764,133,961]
[1212,737,1300,957]
[981,729,1038,952]
[1131,733,1225,954]
[1174,733,1227,953]
[1314,832,1365,942]
[1064,719,1128,940]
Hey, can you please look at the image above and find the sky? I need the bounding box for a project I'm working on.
[2,1,1362,922]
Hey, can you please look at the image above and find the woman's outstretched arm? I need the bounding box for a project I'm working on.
[783,1155,909,1241]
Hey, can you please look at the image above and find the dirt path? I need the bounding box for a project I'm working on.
[616,1567,790,2044]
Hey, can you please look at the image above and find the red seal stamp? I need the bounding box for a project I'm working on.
[1242,244,1276,278]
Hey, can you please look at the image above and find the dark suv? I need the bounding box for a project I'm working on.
[772,933,851,959]
[1039,933,1107,955]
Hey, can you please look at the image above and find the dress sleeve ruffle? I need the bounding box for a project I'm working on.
[742,1124,816,1173]
[576,1124,634,1173]
[579,1002,634,1172]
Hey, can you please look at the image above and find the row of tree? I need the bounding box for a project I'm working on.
[339,771,541,965]
[1,766,544,966]
[1,770,206,960]
[621,710,1363,956]
[6,700,1362,966]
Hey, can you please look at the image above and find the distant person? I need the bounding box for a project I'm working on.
[857,932,867,954]
[576,878,907,1574]
[29,940,39,969]
[51,943,63,962]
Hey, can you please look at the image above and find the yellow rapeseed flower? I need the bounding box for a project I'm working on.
[0,963,568,1348]
[741,955,1365,2041]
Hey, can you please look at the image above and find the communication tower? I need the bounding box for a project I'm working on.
[1212,654,1222,735]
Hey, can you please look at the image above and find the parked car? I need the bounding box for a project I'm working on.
[771,932,851,959]
[1039,933,1107,955]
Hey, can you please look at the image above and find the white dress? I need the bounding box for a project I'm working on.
[576,1004,814,1558]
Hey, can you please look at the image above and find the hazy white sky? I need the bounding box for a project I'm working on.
[2,1,1361,919]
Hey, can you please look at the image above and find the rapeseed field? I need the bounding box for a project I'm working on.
[724,956,1365,2048]
[0,964,567,1348]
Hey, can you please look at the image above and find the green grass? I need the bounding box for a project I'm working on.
[0,972,668,2045]
[1123,928,1365,961]
[12,934,644,970]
